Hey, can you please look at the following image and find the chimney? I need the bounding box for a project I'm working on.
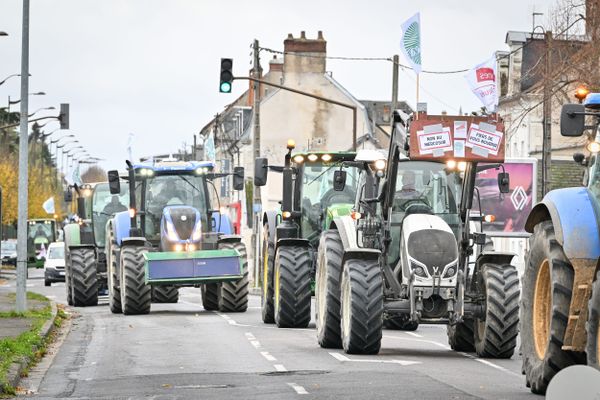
[283,31,327,74]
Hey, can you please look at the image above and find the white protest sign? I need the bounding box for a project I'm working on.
[454,120,468,139]
[465,123,503,156]
[417,124,453,155]
[454,140,465,158]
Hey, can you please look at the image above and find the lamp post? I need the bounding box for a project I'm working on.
[0,74,20,87]
[8,91,44,112]
[28,106,54,118]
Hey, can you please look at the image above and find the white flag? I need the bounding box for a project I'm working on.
[42,197,55,214]
[205,131,216,162]
[400,13,422,74]
[465,55,499,112]
[72,163,82,185]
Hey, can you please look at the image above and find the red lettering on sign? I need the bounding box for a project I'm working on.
[476,67,495,82]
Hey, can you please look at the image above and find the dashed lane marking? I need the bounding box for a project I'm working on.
[329,352,420,366]
[287,382,309,395]
[250,340,261,349]
[274,364,287,372]
[260,351,277,361]
[245,332,256,340]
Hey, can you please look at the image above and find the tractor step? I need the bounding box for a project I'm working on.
[144,249,243,285]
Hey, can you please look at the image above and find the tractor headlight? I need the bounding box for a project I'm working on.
[307,154,318,162]
[410,260,428,278]
[191,222,202,241]
[166,221,179,242]
[442,263,457,278]
[174,244,184,252]
[374,159,386,171]
[293,155,304,163]
[587,140,600,153]
[321,154,332,162]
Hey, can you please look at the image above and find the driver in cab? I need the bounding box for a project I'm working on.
[397,170,420,200]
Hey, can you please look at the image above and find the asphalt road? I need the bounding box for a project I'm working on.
[4,268,538,400]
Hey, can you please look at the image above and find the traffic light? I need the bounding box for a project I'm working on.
[219,58,233,93]
[575,86,590,103]
[59,103,69,129]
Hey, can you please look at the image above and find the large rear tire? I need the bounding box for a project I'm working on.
[65,248,74,306]
[473,263,520,358]
[587,270,600,370]
[106,228,122,314]
[447,319,475,351]
[274,245,312,328]
[201,284,219,311]
[260,223,275,323]
[316,229,344,348]
[120,246,151,315]
[384,315,419,331]
[340,259,383,355]
[70,248,98,307]
[521,221,582,394]
[152,286,179,303]
[218,241,249,313]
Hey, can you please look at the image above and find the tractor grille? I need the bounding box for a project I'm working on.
[168,208,197,240]
[406,230,457,276]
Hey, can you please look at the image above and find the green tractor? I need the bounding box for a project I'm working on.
[254,140,385,328]
[27,219,58,268]
[63,182,130,307]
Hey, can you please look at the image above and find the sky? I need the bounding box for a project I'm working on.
[0,0,560,171]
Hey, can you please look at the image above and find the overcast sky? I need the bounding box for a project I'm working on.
[0,0,560,170]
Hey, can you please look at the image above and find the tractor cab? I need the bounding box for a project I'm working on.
[27,219,57,266]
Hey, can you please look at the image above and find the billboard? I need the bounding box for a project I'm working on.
[472,158,537,237]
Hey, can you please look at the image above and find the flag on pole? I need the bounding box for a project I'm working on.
[72,163,82,185]
[37,243,47,260]
[205,131,216,162]
[42,197,55,214]
[465,55,499,112]
[127,133,134,161]
[400,12,422,74]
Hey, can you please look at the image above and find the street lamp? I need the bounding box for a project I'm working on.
[8,92,45,111]
[0,74,20,86]
[28,106,55,118]
[0,32,7,37]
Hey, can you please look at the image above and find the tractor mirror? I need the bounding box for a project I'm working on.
[498,172,510,193]
[333,170,347,191]
[254,158,268,187]
[560,104,585,137]
[63,190,72,203]
[108,170,121,194]
[233,167,244,191]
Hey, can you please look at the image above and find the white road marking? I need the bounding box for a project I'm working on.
[250,340,261,349]
[45,295,56,299]
[287,382,309,395]
[260,351,277,361]
[329,352,420,366]
[404,331,422,338]
[245,332,256,340]
[212,311,251,327]
[274,364,287,372]
[173,384,230,389]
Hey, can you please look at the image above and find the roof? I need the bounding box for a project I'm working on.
[132,160,215,172]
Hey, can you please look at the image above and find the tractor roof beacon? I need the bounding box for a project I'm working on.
[105,159,248,315]
[254,141,385,328]
[315,109,521,357]
[520,94,600,394]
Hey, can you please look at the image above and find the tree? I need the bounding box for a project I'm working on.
[81,165,107,183]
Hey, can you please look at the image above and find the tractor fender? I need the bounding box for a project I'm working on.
[276,237,311,251]
[525,187,600,261]
[121,237,147,247]
[475,252,516,268]
[262,210,279,244]
[218,235,242,244]
[212,213,234,234]
[113,211,131,247]
[63,223,82,247]
[332,215,382,265]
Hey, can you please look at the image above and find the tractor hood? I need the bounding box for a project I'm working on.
[401,214,458,277]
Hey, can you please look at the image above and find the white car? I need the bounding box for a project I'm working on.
[44,242,65,286]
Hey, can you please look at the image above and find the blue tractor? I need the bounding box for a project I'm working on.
[521,93,600,393]
[105,160,247,315]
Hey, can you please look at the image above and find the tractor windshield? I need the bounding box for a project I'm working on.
[92,183,130,247]
[27,220,56,256]
[299,162,360,242]
[142,174,209,241]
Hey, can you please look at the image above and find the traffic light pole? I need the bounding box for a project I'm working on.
[251,39,261,289]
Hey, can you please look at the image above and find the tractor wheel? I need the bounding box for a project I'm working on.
[65,250,74,306]
[218,242,249,313]
[108,244,122,314]
[44,280,51,287]
[201,284,219,311]
[152,286,179,303]
[586,270,600,370]
[521,220,582,394]
[260,223,275,323]
[340,259,383,355]
[473,263,520,358]
[316,229,344,348]
[70,248,98,307]
[274,245,312,328]
[447,319,475,351]
[384,315,419,331]
[120,246,151,315]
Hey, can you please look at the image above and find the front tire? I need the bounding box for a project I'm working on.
[218,241,249,313]
[340,259,383,355]
[316,229,344,348]
[274,245,312,328]
[521,221,581,394]
[447,319,475,351]
[201,283,219,311]
[587,270,600,370]
[44,279,51,287]
[473,263,520,358]
[70,248,98,307]
[152,286,179,303]
[120,246,151,315]
[260,223,275,323]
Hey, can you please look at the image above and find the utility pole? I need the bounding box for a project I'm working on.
[16,0,30,312]
[542,30,552,196]
[251,39,262,288]
[391,54,399,117]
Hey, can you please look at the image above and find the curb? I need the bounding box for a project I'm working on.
[5,299,58,392]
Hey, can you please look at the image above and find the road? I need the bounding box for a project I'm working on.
[4,268,538,400]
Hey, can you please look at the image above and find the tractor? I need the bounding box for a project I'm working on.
[27,219,57,268]
[63,182,129,307]
[315,110,520,356]
[254,140,384,328]
[520,94,600,394]
[105,159,248,315]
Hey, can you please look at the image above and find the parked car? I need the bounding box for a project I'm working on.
[44,242,65,286]
[1,240,17,265]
